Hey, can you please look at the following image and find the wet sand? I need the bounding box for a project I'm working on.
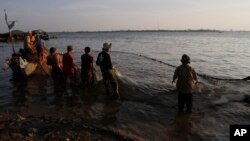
[0,106,134,141]
[0,80,135,141]
[0,75,211,141]
[0,72,148,141]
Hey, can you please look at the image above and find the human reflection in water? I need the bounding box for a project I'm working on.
[11,78,29,107]
[167,114,194,140]
[12,74,50,107]
[99,100,122,125]
[80,90,98,120]
[66,88,82,107]
[52,85,82,109]
[52,91,64,108]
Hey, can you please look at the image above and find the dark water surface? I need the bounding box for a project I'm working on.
[1,32,250,141]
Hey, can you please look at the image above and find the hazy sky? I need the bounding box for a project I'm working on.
[1,0,250,32]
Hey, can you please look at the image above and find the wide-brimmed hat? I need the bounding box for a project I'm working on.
[181,54,190,64]
[102,42,112,50]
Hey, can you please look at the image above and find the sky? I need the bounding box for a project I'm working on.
[1,0,250,32]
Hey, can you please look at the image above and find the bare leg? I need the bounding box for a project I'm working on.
[111,82,119,99]
[104,80,110,95]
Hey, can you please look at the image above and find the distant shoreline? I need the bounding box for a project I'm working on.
[2,29,250,34]
[62,29,223,33]
[51,29,250,33]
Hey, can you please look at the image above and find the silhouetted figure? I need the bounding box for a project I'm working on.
[47,47,64,91]
[63,45,77,88]
[172,54,198,113]
[23,31,37,62]
[96,43,119,100]
[81,46,94,89]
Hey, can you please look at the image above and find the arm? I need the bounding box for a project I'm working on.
[91,61,95,84]
[69,54,74,68]
[172,74,177,84]
[81,55,84,68]
[27,36,31,47]
[90,56,94,71]
[69,54,78,71]
[192,69,198,84]
[96,54,100,66]
[107,54,113,69]
[24,36,31,50]
[55,54,62,69]
[172,68,178,84]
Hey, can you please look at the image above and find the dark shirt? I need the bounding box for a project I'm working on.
[46,55,53,66]
[81,53,93,74]
[96,51,113,70]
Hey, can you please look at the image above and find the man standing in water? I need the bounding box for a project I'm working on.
[23,31,37,62]
[47,47,64,91]
[63,45,77,88]
[81,46,94,89]
[172,54,198,113]
[96,42,119,100]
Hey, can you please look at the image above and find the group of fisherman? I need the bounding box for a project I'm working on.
[9,31,119,100]
[46,43,120,100]
[14,31,198,112]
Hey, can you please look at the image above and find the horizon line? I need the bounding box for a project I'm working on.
[2,29,250,34]
[50,29,250,33]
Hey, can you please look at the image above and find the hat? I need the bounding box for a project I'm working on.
[102,42,112,50]
[181,54,190,64]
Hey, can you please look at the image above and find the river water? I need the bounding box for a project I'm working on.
[0,31,250,141]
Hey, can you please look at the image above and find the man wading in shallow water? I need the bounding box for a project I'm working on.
[47,47,64,91]
[96,42,120,100]
[63,45,77,88]
[81,46,94,89]
[172,54,198,113]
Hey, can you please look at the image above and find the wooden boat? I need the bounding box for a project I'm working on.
[3,49,51,77]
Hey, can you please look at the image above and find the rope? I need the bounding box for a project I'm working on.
[108,50,246,81]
